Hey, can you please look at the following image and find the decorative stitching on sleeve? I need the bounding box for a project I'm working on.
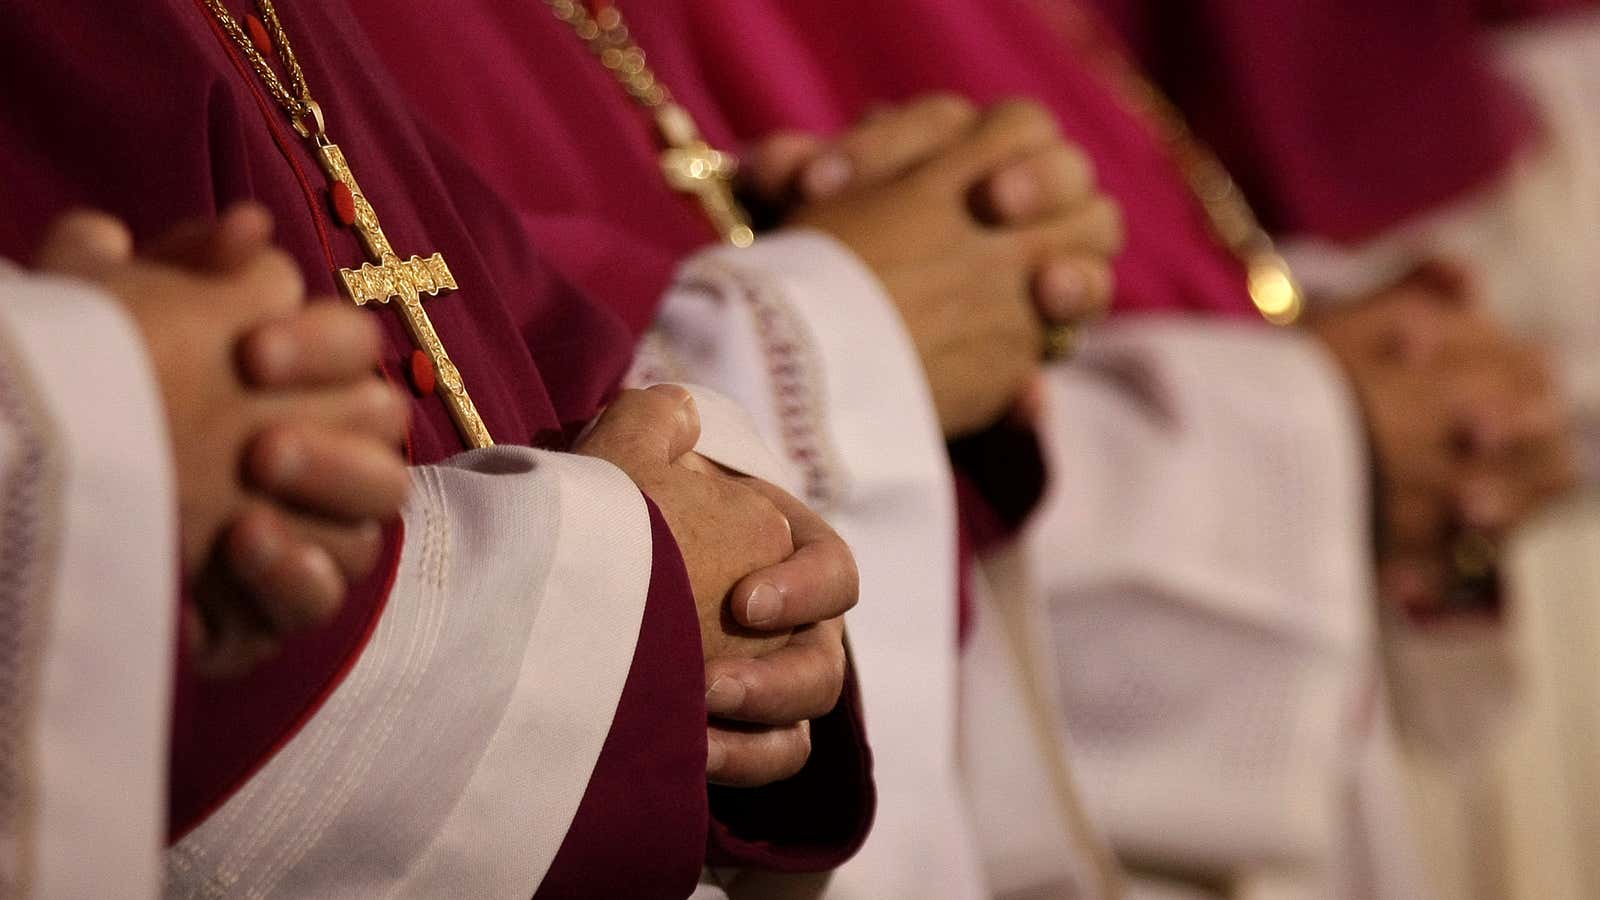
[673,258,845,508]
[0,318,65,898]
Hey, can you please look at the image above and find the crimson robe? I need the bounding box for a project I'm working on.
[0,1,872,894]
[344,0,1270,640]
[1093,0,1555,241]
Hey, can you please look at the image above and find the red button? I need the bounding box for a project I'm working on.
[409,350,436,396]
[245,15,273,55]
[329,181,357,227]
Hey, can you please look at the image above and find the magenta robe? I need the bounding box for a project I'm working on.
[0,0,871,894]
[1092,0,1567,241]
[345,0,1275,657]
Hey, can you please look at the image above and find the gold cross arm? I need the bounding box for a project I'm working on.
[655,104,755,248]
[317,143,493,450]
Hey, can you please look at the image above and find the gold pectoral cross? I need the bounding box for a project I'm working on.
[655,103,755,248]
[316,143,494,449]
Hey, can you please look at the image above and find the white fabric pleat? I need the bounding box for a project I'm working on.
[166,448,652,899]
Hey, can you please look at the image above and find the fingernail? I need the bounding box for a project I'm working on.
[744,583,782,626]
[675,393,697,435]
[803,154,853,198]
[993,167,1038,218]
[705,676,747,714]
[251,329,297,383]
[263,434,306,488]
[706,737,726,774]
[1040,263,1085,320]
[295,546,345,614]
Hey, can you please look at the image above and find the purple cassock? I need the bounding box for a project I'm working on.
[0,1,874,896]
[1091,0,1585,241]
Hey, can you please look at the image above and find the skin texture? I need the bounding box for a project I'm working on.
[1308,263,1578,609]
[575,385,858,786]
[33,207,412,676]
[745,96,1124,438]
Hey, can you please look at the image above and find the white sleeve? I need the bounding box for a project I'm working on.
[166,447,658,899]
[0,266,177,900]
[644,232,994,899]
[1027,319,1381,877]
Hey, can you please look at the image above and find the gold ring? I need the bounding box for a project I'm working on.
[1043,322,1082,361]
[1452,531,1499,582]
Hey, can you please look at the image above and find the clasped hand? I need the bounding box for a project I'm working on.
[744,95,1126,437]
[34,206,411,676]
[577,385,859,787]
[1311,264,1578,610]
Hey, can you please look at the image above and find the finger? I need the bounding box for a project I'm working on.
[922,99,1061,187]
[222,505,350,633]
[145,202,276,273]
[185,578,283,679]
[743,130,830,206]
[238,302,386,387]
[228,245,308,325]
[704,619,847,724]
[1033,256,1115,325]
[1456,418,1579,533]
[246,425,411,521]
[814,93,981,199]
[974,143,1097,226]
[275,513,385,582]
[1378,556,1449,615]
[575,384,701,471]
[1011,196,1126,261]
[1408,257,1479,309]
[706,720,812,787]
[206,203,278,271]
[727,481,858,630]
[188,616,282,679]
[33,209,135,278]
[261,378,412,447]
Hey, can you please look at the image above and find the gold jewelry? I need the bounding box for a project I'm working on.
[202,0,494,449]
[1452,531,1498,581]
[545,0,756,248]
[1043,322,1082,361]
[1032,2,1306,326]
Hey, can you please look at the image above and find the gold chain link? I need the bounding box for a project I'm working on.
[543,1,671,108]
[202,0,316,126]
[1042,3,1306,324]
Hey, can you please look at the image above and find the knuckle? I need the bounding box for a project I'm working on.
[1055,143,1095,188]
[250,247,306,310]
[333,520,384,578]
[645,382,693,409]
[824,540,861,608]
[991,98,1060,142]
[917,92,978,129]
[745,494,795,561]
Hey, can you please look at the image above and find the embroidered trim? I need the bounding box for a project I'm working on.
[673,258,845,508]
[0,313,66,898]
[624,329,691,388]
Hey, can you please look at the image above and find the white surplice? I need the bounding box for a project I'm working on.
[1026,320,1436,900]
[161,252,846,899]
[1276,15,1600,900]
[0,263,177,900]
[647,230,1117,900]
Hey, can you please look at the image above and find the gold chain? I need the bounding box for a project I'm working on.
[1043,3,1305,325]
[546,0,757,247]
[202,0,320,133]
[199,0,497,449]
[544,1,671,108]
